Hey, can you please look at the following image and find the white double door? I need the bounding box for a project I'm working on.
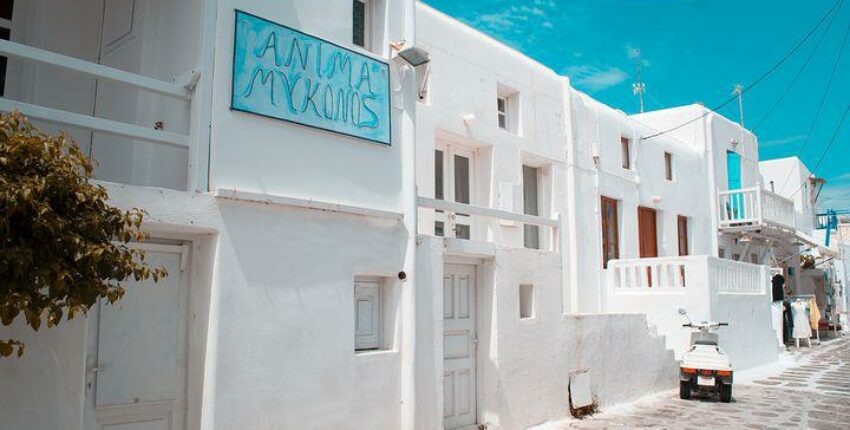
[443,264,477,429]
[83,245,188,430]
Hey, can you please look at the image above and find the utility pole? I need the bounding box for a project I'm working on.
[732,84,744,127]
[632,49,645,113]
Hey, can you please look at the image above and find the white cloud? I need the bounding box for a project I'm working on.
[565,65,629,92]
[760,134,807,147]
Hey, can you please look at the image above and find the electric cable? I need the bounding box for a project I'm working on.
[775,5,850,196]
[641,0,843,141]
[786,98,850,200]
[752,0,844,132]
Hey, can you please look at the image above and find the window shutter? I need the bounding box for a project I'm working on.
[354,280,381,350]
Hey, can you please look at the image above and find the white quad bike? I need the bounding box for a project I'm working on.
[677,308,733,403]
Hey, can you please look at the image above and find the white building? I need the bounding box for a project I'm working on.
[0,1,835,430]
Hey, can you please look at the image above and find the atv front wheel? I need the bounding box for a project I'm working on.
[719,383,732,403]
[679,380,692,400]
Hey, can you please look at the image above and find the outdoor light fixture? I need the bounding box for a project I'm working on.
[730,138,739,148]
[462,113,477,126]
[396,46,431,67]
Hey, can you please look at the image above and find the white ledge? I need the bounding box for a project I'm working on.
[214,188,404,221]
[418,196,558,227]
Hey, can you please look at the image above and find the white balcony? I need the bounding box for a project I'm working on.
[607,255,766,294]
[0,0,206,191]
[717,185,795,233]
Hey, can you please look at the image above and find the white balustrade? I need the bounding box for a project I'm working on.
[709,257,765,295]
[717,185,794,230]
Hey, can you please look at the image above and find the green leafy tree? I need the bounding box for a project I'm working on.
[0,112,166,357]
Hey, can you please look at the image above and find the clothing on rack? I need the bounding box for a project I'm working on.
[792,300,812,339]
[809,296,820,330]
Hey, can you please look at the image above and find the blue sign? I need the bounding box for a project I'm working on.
[231,10,391,145]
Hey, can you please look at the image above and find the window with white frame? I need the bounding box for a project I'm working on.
[0,0,14,97]
[354,276,395,352]
[497,96,508,129]
[352,0,371,50]
[497,84,519,133]
[434,143,474,239]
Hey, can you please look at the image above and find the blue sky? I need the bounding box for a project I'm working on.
[422,0,850,210]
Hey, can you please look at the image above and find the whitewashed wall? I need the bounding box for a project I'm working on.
[569,93,714,312]
[415,3,569,249]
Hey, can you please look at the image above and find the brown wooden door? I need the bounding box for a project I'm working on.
[638,207,658,258]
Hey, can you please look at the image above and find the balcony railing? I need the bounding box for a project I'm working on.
[0,39,198,189]
[417,196,561,252]
[717,185,795,231]
[608,255,766,295]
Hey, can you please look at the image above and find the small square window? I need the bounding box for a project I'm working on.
[519,284,534,319]
[621,137,631,170]
[664,152,673,181]
[354,276,395,352]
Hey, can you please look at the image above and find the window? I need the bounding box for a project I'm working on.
[519,284,534,319]
[751,253,759,264]
[677,216,689,256]
[434,144,474,240]
[497,84,519,133]
[601,196,620,268]
[718,248,726,259]
[664,152,673,181]
[523,165,540,249]
[434,150,445,236]
[621,137,631,169]
[354,276,395,352]
[352,0,370,49]
[0,0,14,96]
[453,153,471,239]
[732,253,741,261]
[497,96,508,129]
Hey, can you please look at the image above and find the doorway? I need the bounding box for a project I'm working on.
[83,243,190,430]
[443,263,477,429]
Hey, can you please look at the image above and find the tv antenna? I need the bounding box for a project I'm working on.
[632,49,646,113]
[732,84,745,126]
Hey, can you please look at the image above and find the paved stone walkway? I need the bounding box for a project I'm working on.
[559,336,850,429]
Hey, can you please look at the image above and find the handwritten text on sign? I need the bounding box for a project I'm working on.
[232,10,391,145]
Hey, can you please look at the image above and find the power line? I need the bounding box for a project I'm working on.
[786,99,850,201]
[776,5,850,195]
[641,0,843,141]
[752,0,844,132]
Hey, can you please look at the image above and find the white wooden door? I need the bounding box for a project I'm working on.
[84,245,188,430]
[90,0,190,189]
[443,264,477,429]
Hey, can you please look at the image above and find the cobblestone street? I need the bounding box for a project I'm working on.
[558,336,850,429]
